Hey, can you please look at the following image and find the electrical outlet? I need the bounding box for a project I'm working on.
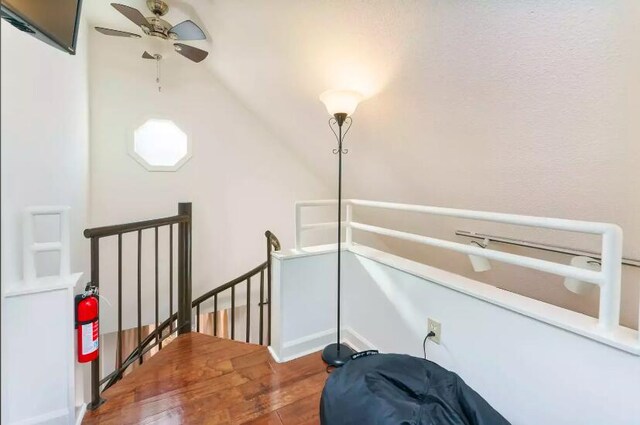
[428,318,441,344]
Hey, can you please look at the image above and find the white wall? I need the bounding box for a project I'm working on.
[344,251,640,425]
[271,247,640,425]
[1,19,90,423]
[0,23,89,290]
[270,248,340,361]
[87,31,331,333]
[199,0,640,329]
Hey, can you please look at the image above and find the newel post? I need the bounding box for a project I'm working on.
[88,236,105,410]
[177,202,193,334]
[265,231,280,346]
[267,235,273,345]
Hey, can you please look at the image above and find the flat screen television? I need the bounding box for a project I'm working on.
[1,0,83,55]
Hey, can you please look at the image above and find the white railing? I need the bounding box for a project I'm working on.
[295,199,627,336]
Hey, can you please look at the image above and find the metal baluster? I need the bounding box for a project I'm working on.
[155,227,159,347]
[246,277,251,343]
[196,304,200,332]
[137,230,142,365]
[231,286,235,340]
[213,294,218,336]
[117,234,123,371]
[259,269,264,345]
[169,224,173,334]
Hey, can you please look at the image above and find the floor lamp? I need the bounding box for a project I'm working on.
[319,89,363,367]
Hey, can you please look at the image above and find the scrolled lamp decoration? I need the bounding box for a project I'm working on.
[329,116,353,154]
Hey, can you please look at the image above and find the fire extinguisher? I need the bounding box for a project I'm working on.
[75,284,99,363]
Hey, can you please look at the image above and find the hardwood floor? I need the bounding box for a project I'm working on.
[83,333,328,425]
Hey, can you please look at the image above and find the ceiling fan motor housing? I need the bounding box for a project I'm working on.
[144,17,175,39]
[147,0,169,16]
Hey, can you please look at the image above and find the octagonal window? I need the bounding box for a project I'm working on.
[130,119,191,171]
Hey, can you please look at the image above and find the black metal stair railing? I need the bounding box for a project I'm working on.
[191,230,280,346]
[84,202,192,410]
[102,231,280,392]
[83,204,280,408]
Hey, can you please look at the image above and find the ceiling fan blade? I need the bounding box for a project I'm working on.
[174,43,209,63]
[111,3,149,29]
[95,27,141,38]
[169,20,206,41]
[142,51,155,59]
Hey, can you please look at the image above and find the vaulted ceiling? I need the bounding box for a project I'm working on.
[85,1,640,327]
[85,1,639,217]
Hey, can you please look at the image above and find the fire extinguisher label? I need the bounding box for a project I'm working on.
[82,321,99,355]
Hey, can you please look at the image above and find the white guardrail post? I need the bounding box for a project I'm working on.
[345,202,353,247]
[295,203,302,250]
[598,226,623,332]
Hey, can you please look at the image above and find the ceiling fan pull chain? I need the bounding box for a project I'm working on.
[156,58,161,93]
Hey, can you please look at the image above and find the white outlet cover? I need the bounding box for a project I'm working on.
[428,318,441,344]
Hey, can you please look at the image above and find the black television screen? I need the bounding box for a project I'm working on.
[1,0,83,54]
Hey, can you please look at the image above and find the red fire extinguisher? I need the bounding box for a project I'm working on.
[75,284,99,363]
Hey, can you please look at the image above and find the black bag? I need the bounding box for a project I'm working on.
[320,353,511,425]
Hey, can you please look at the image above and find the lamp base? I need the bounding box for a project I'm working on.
[321,343,355,368]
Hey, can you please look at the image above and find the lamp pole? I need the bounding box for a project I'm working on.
[336,112,345,352]
[321,111,356,367]
[318,89,362,367]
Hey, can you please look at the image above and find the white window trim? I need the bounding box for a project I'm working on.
[128,117,193,172]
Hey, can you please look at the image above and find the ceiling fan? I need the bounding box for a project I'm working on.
[95,0,209,63]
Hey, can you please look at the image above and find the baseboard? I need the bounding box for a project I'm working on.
[271,329,335,363]
[75,404,87,425]
[342,327,376,352]
[267,346,283,363]
[11,408,69,425]
[268,327,377,363]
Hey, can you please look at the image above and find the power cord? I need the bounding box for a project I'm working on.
[423,331,436,359]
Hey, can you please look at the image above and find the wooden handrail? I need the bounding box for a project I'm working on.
[192,261,267,305]
[265,230,281,251]
[83,214,190,238]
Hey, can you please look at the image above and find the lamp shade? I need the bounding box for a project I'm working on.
[319,89,363,117]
